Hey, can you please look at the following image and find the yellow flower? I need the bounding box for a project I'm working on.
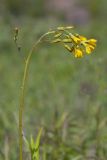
[87,39,97,47]
[50,26,97,58]
[81,38,97,54]
[71,35,81,44]
[78,35,87,41]
[85,44,95,54]
[74,48,83,58]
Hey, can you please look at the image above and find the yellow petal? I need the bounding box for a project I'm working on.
[71,35,81,44]
[86,45,94,54]
[74,49,83,58]
[89,39,97,43]
[78,35,87,41]
[88,39,97,46]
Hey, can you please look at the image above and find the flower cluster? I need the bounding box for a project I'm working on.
[50,26,97,58]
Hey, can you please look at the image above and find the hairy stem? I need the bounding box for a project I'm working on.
[19,32,52,160]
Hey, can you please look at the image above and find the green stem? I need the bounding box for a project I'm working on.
[19,32,53,160]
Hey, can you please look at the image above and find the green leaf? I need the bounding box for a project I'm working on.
[34,128,43,160]
[30,135,35,149]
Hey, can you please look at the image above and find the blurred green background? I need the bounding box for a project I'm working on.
[0,0,107,159]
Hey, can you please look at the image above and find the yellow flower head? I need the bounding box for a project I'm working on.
[50,26,97,58]
[71,35,81,44]
[87,39,97,47]
[85,45,95,54]
[74,48,83,58]
[77,35,87,41]
[82,38,97,54]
